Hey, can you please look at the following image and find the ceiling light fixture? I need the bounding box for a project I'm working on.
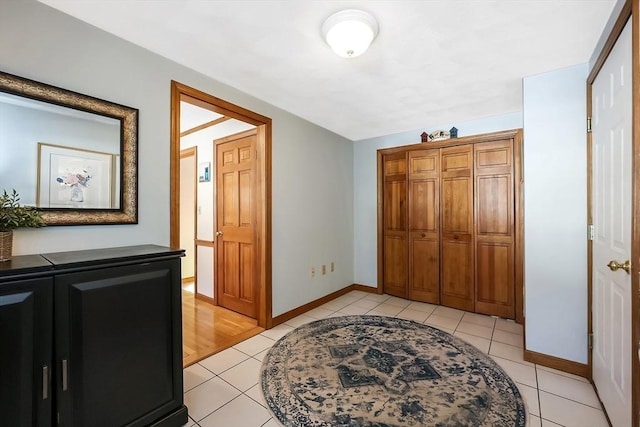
[322,9,379,58]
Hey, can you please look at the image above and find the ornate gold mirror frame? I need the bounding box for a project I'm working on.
[0,71,138,225]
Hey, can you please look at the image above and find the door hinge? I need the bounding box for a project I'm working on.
[588,333,594,350]
[587,117,592,133]
[587,224,594,241]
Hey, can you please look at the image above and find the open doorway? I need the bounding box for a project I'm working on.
[170,81,272,365]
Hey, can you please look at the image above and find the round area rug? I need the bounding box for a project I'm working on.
[261,315,526,427]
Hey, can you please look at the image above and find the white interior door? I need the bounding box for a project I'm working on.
[591,19,632,427]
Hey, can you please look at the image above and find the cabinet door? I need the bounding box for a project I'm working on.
[383,152,408,298]
[474,139,515,318]
[55,259,184,427]
[0,277,52,427]
[408,149,440,303]
[440,144,474,312]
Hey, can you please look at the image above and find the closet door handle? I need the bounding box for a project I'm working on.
[42,365,49,400]
[62,359,68,391]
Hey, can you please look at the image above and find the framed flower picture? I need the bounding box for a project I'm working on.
[37,143,117,209]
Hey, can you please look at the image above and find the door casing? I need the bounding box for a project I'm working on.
[170,81,272,329]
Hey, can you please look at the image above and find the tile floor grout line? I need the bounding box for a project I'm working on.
[203,353,251,375]
[534,362,543,422]
[536,388,605,411]
[540,416,565,426]
[245,388,268,409]
[536,366,591,383]
[198,393,253,425]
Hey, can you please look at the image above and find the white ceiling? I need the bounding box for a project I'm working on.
[39,0,617,141]
[180,101,222,133]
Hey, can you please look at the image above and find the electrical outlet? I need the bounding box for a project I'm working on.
[322,265,326,275]
[331,262,335,272]
[311,267,315,278]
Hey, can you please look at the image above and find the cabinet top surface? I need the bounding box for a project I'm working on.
[0,254,53,276]
[0,245,183,279]
[42,244,184,267]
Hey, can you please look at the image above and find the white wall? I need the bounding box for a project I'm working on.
[1,0,354,317]
[353,112,523,287]
[523,63,589,363]
[179,153,195,279]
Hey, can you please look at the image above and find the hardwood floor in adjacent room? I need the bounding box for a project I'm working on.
[182,289,264,367]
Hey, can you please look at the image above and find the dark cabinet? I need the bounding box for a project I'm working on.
[0,273,53,427]
[0,245,187,427]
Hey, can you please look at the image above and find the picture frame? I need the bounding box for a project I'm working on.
[37,143,117,209]
[198,161,211,183]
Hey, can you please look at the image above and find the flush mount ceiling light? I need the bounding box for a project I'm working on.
[322,9,379,58]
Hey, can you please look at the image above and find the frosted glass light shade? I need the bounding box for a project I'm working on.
[322,10,379,58]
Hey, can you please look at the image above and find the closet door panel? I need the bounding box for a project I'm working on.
[440,145,474,311]
[476,242,514,318]
[409,150,438,177]
[474,140,515,318]
[441,178,473,233]
[384,181,406,231]
[475,140,512,171]
[477,175,511,235]
[409,236,439,302]
[384,236,408,297]
[383,152,408,298]
[408,150,439,303]
[410,179,437,231]
[441,239,474,311]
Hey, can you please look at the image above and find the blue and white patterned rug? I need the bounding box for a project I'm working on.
[261,315,526,426]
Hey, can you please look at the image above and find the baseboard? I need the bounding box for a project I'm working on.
[195,293,216,305]
[524,349,589,379]
[353,283,380,294]
[181,276,194,284]
[272,284,375,327]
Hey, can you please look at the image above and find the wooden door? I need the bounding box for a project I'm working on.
[591,19,632,427]
[474,139,515,318]
[408,149,439,303]
[382,152,408,298]
[215,130,257,318]
[440,144,474,312]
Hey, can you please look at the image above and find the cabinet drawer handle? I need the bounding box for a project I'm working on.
[42,365,49,400]
[62,359,68,391]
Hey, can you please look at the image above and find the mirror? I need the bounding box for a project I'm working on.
[0,71,138,225]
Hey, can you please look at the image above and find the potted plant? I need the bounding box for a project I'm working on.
[0,189,44,262]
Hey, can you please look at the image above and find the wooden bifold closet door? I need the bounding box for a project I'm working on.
[382,152,408,298]
[440,144,475,312]
[408,149,440,303]
[378,130,522,320]
[474,139,515,318]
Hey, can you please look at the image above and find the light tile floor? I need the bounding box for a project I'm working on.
[182,291,609,427]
